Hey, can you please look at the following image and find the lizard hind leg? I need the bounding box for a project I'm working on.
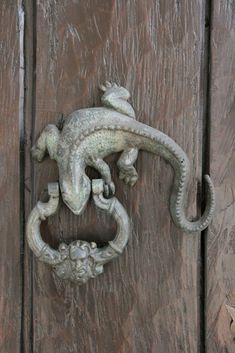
[117,148,139,187]
[31,124,60,162]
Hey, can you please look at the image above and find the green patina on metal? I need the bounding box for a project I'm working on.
[27,82,215,284]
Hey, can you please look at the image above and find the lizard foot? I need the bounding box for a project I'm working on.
[99,81,119,92]
[31,145,45,162]
[103,181,115,197]
[119,166,138,187]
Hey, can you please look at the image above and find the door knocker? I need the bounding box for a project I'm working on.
[27,82,215,284]
[27,180,130,284]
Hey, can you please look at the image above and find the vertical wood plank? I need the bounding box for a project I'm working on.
[0,2,22,353]
[23,1,36,353]
[206,1,235,351]
[25,1,207,352]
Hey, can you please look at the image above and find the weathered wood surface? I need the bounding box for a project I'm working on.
[0,2,22,353]
[206,1,235,352]
[23,1,207,352]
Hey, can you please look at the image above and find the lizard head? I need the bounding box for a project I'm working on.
[60,164,91,215]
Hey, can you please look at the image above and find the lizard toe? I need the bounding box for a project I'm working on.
[119,167,138,187]
[31,146,45,162]
[103,181,115,197]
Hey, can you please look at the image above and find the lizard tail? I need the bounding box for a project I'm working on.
[169,172,215,233]
[137,125,215,233]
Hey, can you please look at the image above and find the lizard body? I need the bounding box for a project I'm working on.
[32,82,215,233]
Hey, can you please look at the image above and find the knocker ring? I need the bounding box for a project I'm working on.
[27,179,130,284]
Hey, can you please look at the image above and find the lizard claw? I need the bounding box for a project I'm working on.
[99,84,107,92]
[103,181,115,197]
[119,167,138,187]
[31,145,45,162]
[99,81,119,92]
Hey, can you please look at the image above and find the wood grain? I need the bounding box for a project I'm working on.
[206,1,235,351]
[25,1,207,352]
[0,1,22,353]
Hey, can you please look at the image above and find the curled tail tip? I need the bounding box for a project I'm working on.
[204,174,216,208]
[188,174,215,233]
[173,174,215,234]
[204,173,213,185]
[204,174,210,182]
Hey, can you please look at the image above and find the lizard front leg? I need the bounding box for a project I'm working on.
[89,158,115,197]
[31,124,60,161]
[117,148,139,187]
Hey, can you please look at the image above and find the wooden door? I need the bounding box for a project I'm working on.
[0,1,234,352]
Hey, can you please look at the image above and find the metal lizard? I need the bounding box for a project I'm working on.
[32,81,215,233]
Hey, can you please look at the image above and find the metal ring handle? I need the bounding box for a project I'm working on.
[26,179,130,284]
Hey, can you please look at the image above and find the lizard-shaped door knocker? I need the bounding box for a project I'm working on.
[27,82,215,284]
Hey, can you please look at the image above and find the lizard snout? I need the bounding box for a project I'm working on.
[60,176,91,216]
[62,190,90,215]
